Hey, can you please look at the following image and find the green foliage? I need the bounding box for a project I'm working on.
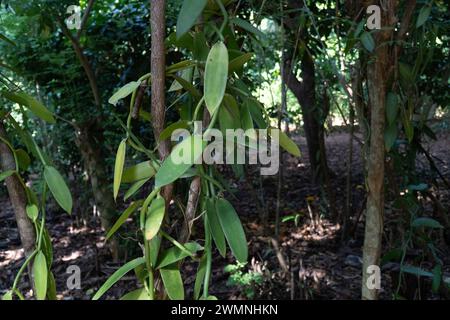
[224,262,263,299]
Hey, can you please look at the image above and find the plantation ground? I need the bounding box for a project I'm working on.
[1,130,449,300]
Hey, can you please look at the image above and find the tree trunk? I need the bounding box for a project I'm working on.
[75,121,119,261]
[361,0,397,300]
[0,122,36,265]
[283,54,329,185]
[151,0,173,209]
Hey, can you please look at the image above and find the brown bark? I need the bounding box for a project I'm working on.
[282,53,329,185]
[151,0,173,208]
[75,122,119,260]
[179,177,201,243]
[58,16,101,107]
[58,9,119,257]
[361,0,397,300]
[0,123,36,257]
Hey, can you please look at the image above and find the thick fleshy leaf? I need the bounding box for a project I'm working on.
[33,251,48,300]
[386,92,399,125]
[219,94,240,134]
[92,257,145,300]
[108,81,141,106]
[176,0,207,39]
[120,288,152,300]
[229,52,254,73]
[47,271,57,300]
[16,149,30,171]
[271,128,301,157]
[26,204,39,222]
[156,242,202,269]
[124,179,149,201]
[204,42,228,116]
[432,265,442,293]
[230,17,266,40]
[144,196,166,241]
[2,91,55,123]
[113,139,127,200]
[194,255,207,300]
[106,201,142,240]
[416,6,431,28]
[215,198,248,263]
[360,32,375,52]
[155,135,205,188]
[411,217,443,229]
[384,123,398,151]
[160,266,184,300]
[401,265,433,278]
[122,160,155,184]
[0,170,14,181]
[206,198,226,257]
[2,291,13,300]
[44,166,72,214]
[159,121,190,141]
[245,98,267,129]
[193,31,209,62]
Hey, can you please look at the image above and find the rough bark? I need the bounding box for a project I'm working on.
[58,17,101,107]
[75,121,119,260]
[361,0,397,300]
[0,123,36,257]
[179,177,201,243]
[282,53,329,185]
[58,8,118,257]
[151,0,173,209]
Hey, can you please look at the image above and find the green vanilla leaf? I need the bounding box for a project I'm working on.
[206,198,226,257]
[120,288,152,300]
[155,135,205,188]
[108,81,141,106]
[26,204,39,222]
[44,166,72,214]
[204,42,228,116]
[215,198,248,263]
[106,201,142,240]
[2,91,55,123]
[416,6,431,28]
[92,257,145,300]
[144,196,166,241]
[0,170,15,181]
[33,251,48,300]
[176,0,207,39]
[156,242,202,269]
[122,160,155,183]
[360,31,375,52]
[113,139,127,200]
[160,265,184,300]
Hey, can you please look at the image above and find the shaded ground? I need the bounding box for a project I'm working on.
[1,131,449,300]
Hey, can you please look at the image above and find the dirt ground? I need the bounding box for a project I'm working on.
[1,131,449,300]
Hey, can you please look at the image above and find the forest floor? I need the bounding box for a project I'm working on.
[1,130,449,300]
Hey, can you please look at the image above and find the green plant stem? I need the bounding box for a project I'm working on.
[11,249,37,294]
[160,230,197,259]
[203,216,212,298]
[37,182,47,250]
[215,0,228,35]
[144,240,155,300]
[192,97,205,121]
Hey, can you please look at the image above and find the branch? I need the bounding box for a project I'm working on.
[76,0,96,40]
[58,17,101,107]
[394,0,416,58]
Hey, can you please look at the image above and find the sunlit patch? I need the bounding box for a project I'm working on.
[61,250,82,262]
[0,248,24,267]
